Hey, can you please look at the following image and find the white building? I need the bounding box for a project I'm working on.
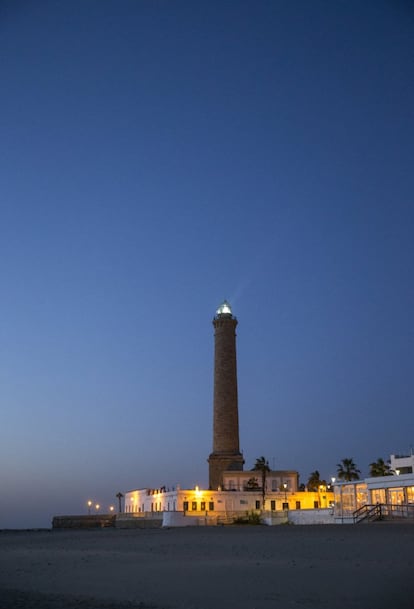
[333,472,414,523]
[390,452,414,475]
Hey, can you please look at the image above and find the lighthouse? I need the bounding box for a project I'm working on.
[208,300,244,489]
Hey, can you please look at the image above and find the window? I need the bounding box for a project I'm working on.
[314,500,319,509]
[296,501,301,510]
[255,500,260,510]
[282,502,289,510]
[271,480,278,491]
[192,501,197,511]
[200,501,206,511]
[209,501,214,511]
[371,489,386,504]
[183,501,189,512]
[270,500,276,511]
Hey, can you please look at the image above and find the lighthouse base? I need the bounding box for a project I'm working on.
[208,452,244,490]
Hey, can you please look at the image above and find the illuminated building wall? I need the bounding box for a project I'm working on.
[124,486,334,515]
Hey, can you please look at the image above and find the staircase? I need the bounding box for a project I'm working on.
[353,503,414,524]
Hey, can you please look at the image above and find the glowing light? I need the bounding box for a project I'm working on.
[216,300,232,316]
[396,469,400,476]
[109,506,114,512]
[331,477,336,485]
[95,504,100,511]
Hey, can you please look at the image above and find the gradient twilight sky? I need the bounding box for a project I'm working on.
[1,1,413,528]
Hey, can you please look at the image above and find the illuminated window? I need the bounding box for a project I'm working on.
[389,488,404,505]
[356,484,368,508]
[192,502,197,511]
[200,501,206,511]
[371,489,386,504]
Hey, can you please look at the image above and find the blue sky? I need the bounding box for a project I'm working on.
[1,0,413,528]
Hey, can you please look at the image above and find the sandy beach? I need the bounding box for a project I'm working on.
[0,524,413,609]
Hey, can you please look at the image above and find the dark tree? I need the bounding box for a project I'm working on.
[252,456,270,508]
[336,458,361,481]
[369,458,392,477]
[307,470,327,491]
[245,477,260,490]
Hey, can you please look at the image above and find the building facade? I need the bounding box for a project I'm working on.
[333,472,414,522]
[123,485,332,517]
[390,452,414,475]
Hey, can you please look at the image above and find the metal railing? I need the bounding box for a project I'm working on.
[353,503,414,524]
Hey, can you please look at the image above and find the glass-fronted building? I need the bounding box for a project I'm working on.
[334,473,414,523]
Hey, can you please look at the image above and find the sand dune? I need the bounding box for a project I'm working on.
[0,525,413,609]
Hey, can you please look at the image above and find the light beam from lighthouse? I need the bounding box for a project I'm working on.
[208,300,244,490]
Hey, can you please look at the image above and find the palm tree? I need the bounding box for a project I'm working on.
[116,492,124,513]
[369,458,392,477]
[245,477,260,490]
[307,470,327,491]
[336,458,361,481]
[252,456,270,508]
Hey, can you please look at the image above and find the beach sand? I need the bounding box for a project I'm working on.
[0,524,413,609]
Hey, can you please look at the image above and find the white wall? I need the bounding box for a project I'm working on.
[287,509,335,525]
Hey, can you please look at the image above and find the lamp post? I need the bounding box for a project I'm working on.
[95,504,100,513]
[283,482,288,509]
[116,492,124,513]
[87,500,92,515]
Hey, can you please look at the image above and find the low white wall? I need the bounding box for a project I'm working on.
[262,511,288,526]
[163,512,215,527]
[287,509,335,525]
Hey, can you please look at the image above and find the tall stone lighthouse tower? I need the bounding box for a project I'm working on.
[208,300,244,489]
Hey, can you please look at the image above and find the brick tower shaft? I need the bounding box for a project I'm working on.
[208,301,244,489]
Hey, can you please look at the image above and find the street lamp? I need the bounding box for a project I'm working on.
[283,482,288,507]
[109,506,114,513]
[95,504,100,512]
[87,500,92,515]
